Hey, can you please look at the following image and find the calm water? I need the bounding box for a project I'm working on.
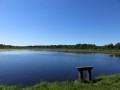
[0,50,120,86]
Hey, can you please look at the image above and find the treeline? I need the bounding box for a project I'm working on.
[0,43,120,49]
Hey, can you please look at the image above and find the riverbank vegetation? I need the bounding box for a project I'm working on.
[0,43,120,55]
[0,74,120,90]
[0,43,120,49]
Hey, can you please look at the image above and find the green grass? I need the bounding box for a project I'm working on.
[0,74,120,90]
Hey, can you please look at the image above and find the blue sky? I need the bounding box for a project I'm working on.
[0,0,120,46]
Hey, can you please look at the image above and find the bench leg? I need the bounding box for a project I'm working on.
[78,70,83,81]
[87,70,91,81]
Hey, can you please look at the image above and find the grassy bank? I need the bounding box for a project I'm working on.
[1,48,120,55]
[0,74,120,90]
[40,48,120,55]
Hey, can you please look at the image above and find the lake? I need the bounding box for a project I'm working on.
[0,50,120,86]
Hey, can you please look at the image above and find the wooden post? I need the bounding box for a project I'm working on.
[77,66,94,81]
[79,70,83,81]
[87,69,91,81]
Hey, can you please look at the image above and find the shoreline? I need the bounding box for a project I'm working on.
[0,48,120,55]
[0,73,120,90]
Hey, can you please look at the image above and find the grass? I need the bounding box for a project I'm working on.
[0,74,120,90]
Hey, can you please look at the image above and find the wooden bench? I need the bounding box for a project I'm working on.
[77,66,94,81]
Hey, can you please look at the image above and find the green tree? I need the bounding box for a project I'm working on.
[115,43,120,49]
[105,43,114,49]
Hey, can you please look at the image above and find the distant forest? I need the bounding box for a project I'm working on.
[0,43,120,50]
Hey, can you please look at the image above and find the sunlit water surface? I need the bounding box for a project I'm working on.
[0,50,120,86]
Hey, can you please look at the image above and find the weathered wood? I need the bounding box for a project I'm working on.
[77,66,94,81]
[79,70,83,81]
[87,69,92,81]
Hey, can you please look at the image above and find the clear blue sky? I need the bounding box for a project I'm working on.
[0,0,120,46]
